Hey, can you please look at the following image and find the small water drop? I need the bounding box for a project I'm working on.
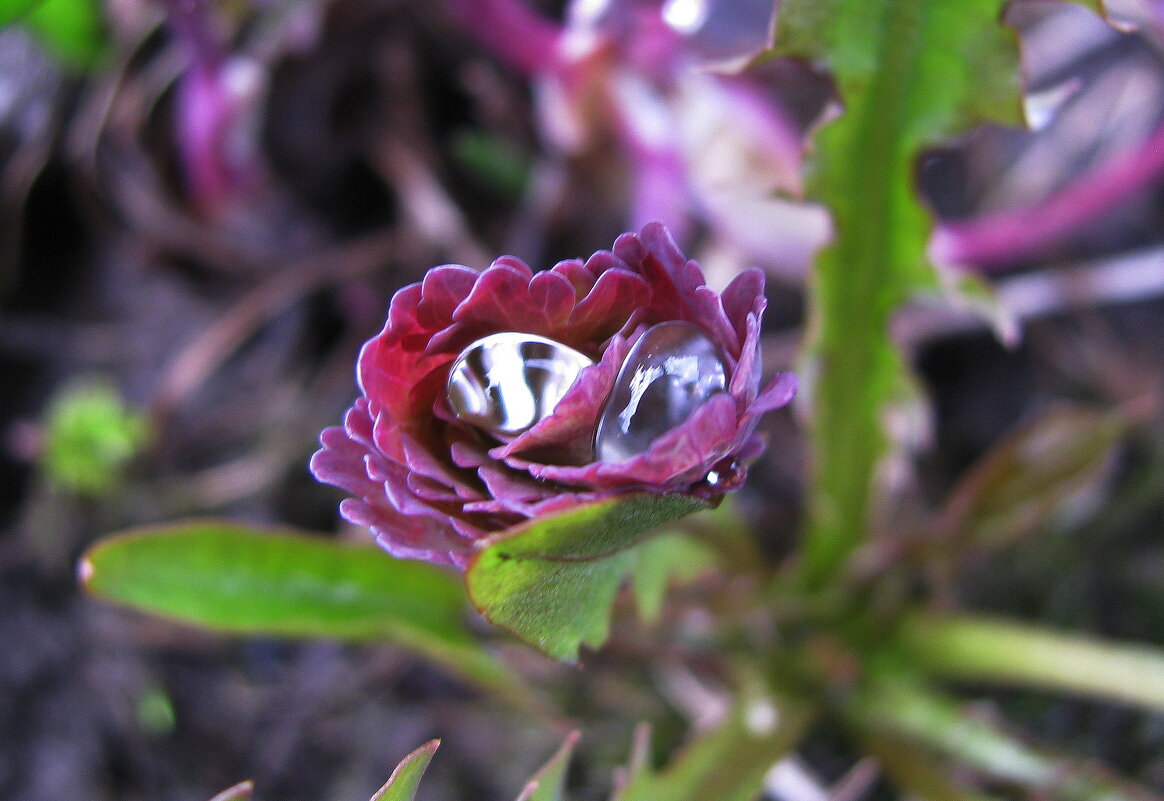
[447,332,594,439]
[704,458,737,487]
[594,321,727,462]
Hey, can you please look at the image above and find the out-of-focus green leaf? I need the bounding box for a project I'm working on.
[935,404,1123,555]
[515,732,579,801]
[629,532,716,623]
[774,0,1023,588]
[900,614,1164,713]
[452,130,532,199]
[0,0,39,24]
[81,522,527,703]
[41,382,149,495]
[466,493,708,662]
[860,732,1002,801]
[6,0,105,70]
[849,676,1163,801]
[612,694,815,801]
[135,683,177,736]
[370,741,440,801]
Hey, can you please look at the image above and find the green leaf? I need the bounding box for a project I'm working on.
[81,521,526,704]
[466,493,709,662]
[515,732,579,801]
[935,404,1124,555]
[899,614,1164,713]
[41,381,149,495]
[370,741,440,801]
[849,677,1163,801]
[612,695,815,801]
[859,733,1003,801]
[0,0,39,25]
[775,0,1023,587]
[452,130,532,199]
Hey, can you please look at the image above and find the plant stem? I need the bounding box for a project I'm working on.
[931,118,1164,270]
[900,614,1164,713]
[858,731,1002,801]
[847,677,1160,801]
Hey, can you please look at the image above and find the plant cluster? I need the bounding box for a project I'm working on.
[7,0,1164,798]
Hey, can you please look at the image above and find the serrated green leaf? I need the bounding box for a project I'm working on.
[466,493,709,662]
[515,732,579,801]
[370,741,440,801]
[81,521,527,703]
[612,695,815,801]
[774,0,1023,587]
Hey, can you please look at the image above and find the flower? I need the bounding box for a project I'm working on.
[166,0,262,214]
[310,223,796,567]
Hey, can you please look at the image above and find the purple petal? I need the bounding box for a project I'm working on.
[565,266,651,343]
[728,312,762,404]
[527,269,578,330]
[747,372,798,418]
[720,268,766,347]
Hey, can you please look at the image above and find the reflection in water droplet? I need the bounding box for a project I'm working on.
[594,321,727,462]
[662,0,708,34]
[447,332,594,439]
[703,458,739,487]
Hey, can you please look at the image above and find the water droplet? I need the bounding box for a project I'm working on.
[447,332,594,439]
[704,458,738,487]
[594,321,727,462]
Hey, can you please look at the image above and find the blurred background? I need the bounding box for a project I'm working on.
[5,0,1164,798]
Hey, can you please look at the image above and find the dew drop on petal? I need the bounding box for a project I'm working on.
[704,458,738,487]
[447,332,594,439]
[594,321,727,463]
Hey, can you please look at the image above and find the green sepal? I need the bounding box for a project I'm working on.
[466,493,709,662]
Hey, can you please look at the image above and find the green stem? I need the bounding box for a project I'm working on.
[859,732,1004,801]
[800,5,920,587]
[900,614,1164,713]
[847,677,1159,801]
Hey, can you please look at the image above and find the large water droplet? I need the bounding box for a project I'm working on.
[447,332,594,439]
[594,321,727,462]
